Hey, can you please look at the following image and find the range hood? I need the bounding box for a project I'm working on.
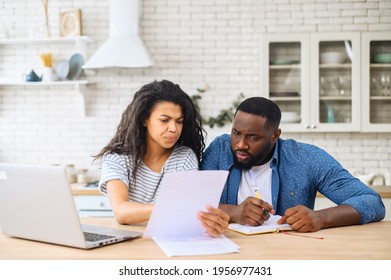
[83,0,153,69]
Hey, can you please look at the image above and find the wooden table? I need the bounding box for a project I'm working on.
[1,218,390,260]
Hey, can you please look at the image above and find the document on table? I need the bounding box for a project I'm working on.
[144,170,240,257]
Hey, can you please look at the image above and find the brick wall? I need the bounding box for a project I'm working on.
[0,0,390,180]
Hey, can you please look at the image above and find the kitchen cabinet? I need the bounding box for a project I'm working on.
[260,33,310,132]
[73,195,113,217]
[361,32,391,132]
[0,36,93,115]
[261,33,361,132]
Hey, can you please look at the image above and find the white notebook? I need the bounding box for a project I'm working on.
[228,215,292,235]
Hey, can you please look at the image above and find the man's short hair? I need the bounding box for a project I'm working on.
[235,97,281,129]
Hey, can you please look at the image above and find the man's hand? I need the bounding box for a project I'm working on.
[278,204,361,232]
[198,206,230,237]
[220,197,275,226]
[278,205,324,232]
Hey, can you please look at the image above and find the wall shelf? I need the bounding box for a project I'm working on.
[0,36,91,58]
[0,36,93,116]
[0,36,91,45]
[0,80,89,86]
[0,80,95,116]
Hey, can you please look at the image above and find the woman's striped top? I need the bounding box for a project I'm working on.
[98,145,198,203]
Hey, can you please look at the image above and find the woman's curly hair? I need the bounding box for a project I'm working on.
[94,80,205,178]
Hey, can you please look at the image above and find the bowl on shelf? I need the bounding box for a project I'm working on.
[372,54,391,64]
[281,112,300,123]
[320,52,345,64]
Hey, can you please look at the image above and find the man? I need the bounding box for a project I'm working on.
[201,97,385,232]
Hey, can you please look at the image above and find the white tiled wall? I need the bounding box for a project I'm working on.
[0,0,390,179]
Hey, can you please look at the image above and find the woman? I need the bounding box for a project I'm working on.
[94,80,228,237]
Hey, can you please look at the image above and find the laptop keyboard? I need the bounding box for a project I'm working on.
[83,231,115,242]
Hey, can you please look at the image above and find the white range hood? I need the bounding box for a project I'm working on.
[83,0,153,69]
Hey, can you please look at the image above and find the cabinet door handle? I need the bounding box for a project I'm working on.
[100,202,105,207]
[311,124,317,129]
[304,125,310,129]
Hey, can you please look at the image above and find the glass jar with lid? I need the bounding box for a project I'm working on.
[65,164,77,183]
[77,168,89,184]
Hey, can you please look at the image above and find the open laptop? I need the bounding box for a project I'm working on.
[0,163,142,249]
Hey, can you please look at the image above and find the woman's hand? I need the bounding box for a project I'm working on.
[197,206,230,237]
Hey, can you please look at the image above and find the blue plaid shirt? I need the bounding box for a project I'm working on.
[200,134,385,224]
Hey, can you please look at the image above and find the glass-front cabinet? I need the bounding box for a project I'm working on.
[310,33,361,132]
[260,33,361,132]
[362,33,391,132]
[260,34,310,132]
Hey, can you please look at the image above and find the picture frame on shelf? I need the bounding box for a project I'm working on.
[59,9,82,37]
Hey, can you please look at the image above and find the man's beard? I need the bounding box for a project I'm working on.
[232,149,257,171]
[231,143,275,171]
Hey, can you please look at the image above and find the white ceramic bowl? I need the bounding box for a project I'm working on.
[320,52,345,64]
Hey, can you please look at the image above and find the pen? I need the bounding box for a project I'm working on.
[254,189,270,217]
[254,190,261,200]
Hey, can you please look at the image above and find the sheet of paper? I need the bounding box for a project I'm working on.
[144,170,229,238]
[153,235,240,257]
[144,170,240,256]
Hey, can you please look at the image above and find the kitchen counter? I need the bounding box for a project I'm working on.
[71,183,101,195]
[71,184,391,198]
[317,185,391,198]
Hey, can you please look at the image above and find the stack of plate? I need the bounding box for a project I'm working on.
[281,112,300,123]
[320,52,345,64]
[67,53,84,80]
[54,53,84,81]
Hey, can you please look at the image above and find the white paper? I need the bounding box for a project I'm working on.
[144,170,240,256]
[153,235,240,257]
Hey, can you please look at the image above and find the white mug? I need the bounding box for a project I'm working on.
[42,67,57,82]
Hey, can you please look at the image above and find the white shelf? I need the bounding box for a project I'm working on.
[0,36,91,62]
[0,80,96,116]
[319,64,352,69]
[269,64,301,70]
[370,96,391,100]
[0,36,93,116]
[0,80,90,86]
[370,63,391,68]
[320,96,352,101]
[270,97,301,102]
[0,36,92,45]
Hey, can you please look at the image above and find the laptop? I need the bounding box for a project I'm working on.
[0,163,142,249]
